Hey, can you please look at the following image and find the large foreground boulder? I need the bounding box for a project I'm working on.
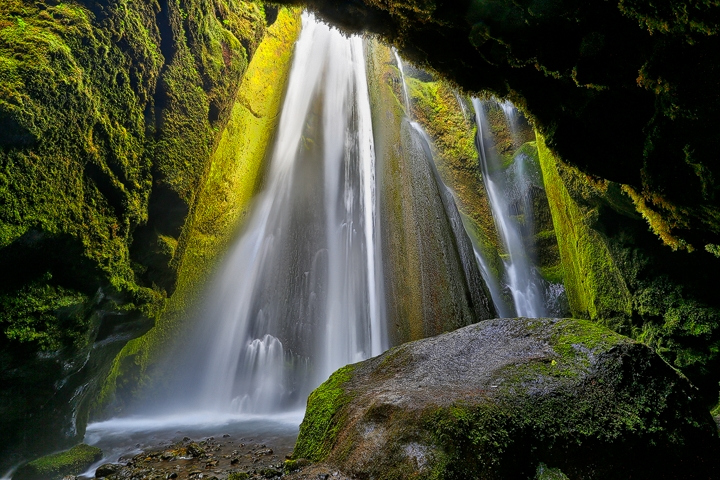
[292,318,719,479]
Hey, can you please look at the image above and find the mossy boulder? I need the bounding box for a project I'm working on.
[13,443,102,480]
[293,318,719,479]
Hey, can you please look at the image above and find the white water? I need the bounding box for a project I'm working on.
[392,52,496,320]
[472,98,547,318]
[157,13,388,416]
[80,411,304,479]
[392,48,412,115]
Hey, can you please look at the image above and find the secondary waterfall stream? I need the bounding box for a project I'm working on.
[472,98,548,318]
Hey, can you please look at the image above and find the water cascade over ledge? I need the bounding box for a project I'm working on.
[472,98,548,318]
[170,13,388,415]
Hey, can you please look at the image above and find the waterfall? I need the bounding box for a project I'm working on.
[472,98,548,318]
[392,47,412,114]
[172,13,387,414]
[387,49,494,326]
[391,49,508,319]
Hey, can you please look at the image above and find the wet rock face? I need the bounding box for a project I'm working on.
[293,318,719,479]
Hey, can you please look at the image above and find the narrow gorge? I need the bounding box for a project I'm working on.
[1,1,719,479]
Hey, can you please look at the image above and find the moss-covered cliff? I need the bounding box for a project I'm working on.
[538,134,720,404]
[366,39,494,345]
[96,7,301,416]
[0,0,294,467]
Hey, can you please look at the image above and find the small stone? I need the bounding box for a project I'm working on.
[167,474,178,479]
[259,468,281,478]
[96,463,122,477]
[186,442,205,458]
[223,434,230,438]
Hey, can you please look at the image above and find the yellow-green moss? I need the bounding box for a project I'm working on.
[14,444,102,480]
[366,39,424,342]
[95,8,301,412]
[293,364,356,462]
[537,133,632,322]
[621,184,693,252]
[0,0,170,364]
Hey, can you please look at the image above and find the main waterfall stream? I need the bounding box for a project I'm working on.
[180,13,387,415]
[77,14,389,473]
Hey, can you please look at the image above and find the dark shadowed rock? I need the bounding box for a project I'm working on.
[292,318,719,479]
[94,463,121,478]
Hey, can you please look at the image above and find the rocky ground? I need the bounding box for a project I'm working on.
[61,435,349,480]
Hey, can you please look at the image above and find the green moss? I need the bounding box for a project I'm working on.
[550,318,623,364]
[227,473,250,480]
[425,401,515,479]
[293,364,357,462]
[407,76,477,169]
[283,458,310,474]
[14,444,102,480]
[0,273,89,351]
[535,463,569,480]
[537,132,633,322]
[96,8,302,412]
[705,244,720,258]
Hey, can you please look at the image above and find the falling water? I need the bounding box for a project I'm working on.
[392,48,412,115]
[387,49,493,324]
[167,13,387,415]
[500,100,517,137]
[472,98,547,318]
[389,50,509,318]
[409,122,490,319]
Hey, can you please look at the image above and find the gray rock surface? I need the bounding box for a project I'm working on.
[292,318,719,479]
